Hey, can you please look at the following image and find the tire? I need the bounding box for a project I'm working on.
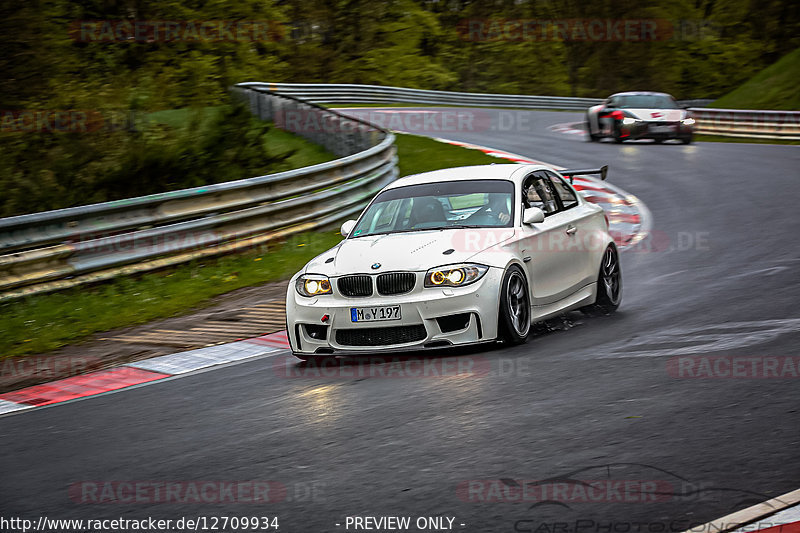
[612,122,624,143]
[498,265,531,345]
[586,117,600,142]
[654,138,664,144]
[582,245,622,315]
[680,134,693,145]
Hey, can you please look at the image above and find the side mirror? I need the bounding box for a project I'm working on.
[523,207,545,225]
[340,219,357,237]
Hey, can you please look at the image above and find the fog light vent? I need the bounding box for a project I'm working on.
[303,324,329,340]
[436,313,471,333]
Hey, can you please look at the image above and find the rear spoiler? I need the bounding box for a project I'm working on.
[560,165,608,184]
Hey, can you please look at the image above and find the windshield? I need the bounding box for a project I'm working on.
[350,179,515,238]
[616,95,678,109]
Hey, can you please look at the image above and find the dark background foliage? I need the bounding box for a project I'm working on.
[0,0,797,215]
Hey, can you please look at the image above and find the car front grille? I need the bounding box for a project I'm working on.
[337,275,373,297]
[376,272,416,295]
[336,325,427,347]
[646,121,679,129]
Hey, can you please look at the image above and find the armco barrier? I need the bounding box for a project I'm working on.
[240,83,797,139]
[240,82,708,110]
[690,108,800,140]
[238,82,605,110]
[0,88,397,301]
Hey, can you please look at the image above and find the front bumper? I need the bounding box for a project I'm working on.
[286,268,504,355]
[619,120,693,140]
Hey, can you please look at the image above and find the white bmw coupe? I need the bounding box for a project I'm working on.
[286,164,621,358]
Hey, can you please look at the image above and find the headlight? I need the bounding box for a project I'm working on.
[622,117,637,125]
[681,117,695,126]
[296,274,332,297]
[425,264,488,288]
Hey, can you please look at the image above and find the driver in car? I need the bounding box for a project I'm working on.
[486,193,511,224]
[409,197,446,227]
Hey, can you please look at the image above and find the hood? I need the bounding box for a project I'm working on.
[304,229,516,276]
[625,108,686,122]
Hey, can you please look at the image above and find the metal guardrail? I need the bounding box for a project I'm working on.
[241,83,799,140]
[689,107,800,140]
[239,82,605,110]
[240,83,712,110]
[679,99,714,108]
[0,88,397,301]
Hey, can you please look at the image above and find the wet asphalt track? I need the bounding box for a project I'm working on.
[1,109,799,532]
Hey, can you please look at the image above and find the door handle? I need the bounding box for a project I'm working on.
[566,225,577,235]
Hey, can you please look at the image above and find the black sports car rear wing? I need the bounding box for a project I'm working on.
[560,165,608,184]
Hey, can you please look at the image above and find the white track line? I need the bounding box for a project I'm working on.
[128,341,280,375]
[0,399,33,415]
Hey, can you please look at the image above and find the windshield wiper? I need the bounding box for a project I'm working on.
[351,227,446,238]
[449,223,490,228]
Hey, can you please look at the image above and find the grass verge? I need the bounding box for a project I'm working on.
[0,232,342,359]
[394,132,501,176]
[711,48,800,111]
[1,133,502,359]
[147,106,335,171]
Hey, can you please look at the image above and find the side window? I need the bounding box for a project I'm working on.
[548,174,579,211]
[522,174,558,215]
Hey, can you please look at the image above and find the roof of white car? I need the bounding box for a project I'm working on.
[387,164,553,189]
[610,91,673,97]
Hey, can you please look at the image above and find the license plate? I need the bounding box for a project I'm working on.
[351,305,401,322]
[650,125,674,133]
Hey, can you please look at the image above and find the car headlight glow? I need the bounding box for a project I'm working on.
[622,117,637,125]
[681,117,696,126]
[296,275,332,297]
[425,264,488,288]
